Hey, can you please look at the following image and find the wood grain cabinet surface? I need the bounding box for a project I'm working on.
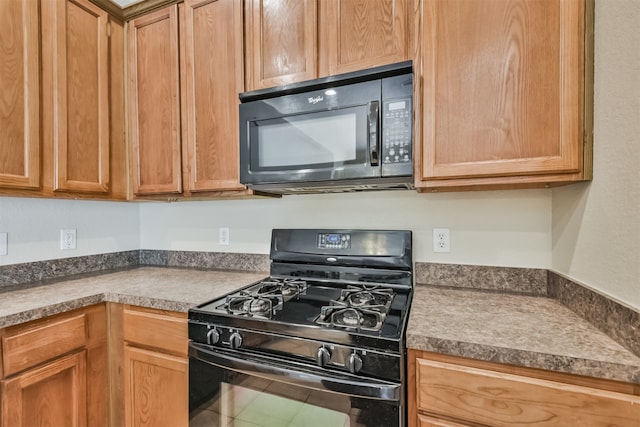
[415,0,593,191]
[43,0,111,194]
[129,0,247,199]
[128,5,182,195]
[244,0,415,90]
[0,304,108,427]
[114,305,189,427]
[408,350,640,427]
[0,0,40,191]
[318,0,411,76]
[0,0,127,200]
[245,0,317,90]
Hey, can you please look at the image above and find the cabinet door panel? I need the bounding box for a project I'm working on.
[319,0,408,76]
[420,0,584,182]
[418,414,470,427]
[1,351,87,427]
[181,0,246,192]
[46,0,110,193]
[416,358,640,427]
[0,0,40,190]
[129,6,182,195]
[2,313,87,377]
[245,0,317,89]
[124,345,188,427]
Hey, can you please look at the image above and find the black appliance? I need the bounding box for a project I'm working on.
[239,62,414,194]
[189,229,413,427]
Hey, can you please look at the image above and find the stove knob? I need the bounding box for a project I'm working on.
[346,352,363,374]
[229,332,243,350]
[316,346,332,367]
[206,328,220,345]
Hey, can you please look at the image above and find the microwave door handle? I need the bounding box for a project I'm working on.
[368,101,380,166]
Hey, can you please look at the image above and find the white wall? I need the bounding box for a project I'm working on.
[1,0,637,310]
[552,0,640,309]
[0,197,139,265]
[140,190,552,267]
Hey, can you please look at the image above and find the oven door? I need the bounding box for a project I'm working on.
[189,343,402,427]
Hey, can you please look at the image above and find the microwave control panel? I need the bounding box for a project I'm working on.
[382,99,412,164]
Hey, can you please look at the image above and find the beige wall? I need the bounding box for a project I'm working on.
[0,197,139,265]
[139,190,552,267]
[552,0,640,309]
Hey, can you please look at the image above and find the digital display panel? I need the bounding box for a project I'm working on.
[317,233,350,249]
[388,101,406,111]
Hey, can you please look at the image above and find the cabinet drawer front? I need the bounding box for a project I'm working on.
[123,308,187,357]
[2,314,87,376]
[416,358,640,427]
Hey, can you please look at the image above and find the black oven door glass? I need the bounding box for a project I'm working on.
[189,348,401,427]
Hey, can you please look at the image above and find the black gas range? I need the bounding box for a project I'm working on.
[188,229,413,427]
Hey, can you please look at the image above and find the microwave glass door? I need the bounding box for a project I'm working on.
[250,106,368,171]
[258,109,358,167]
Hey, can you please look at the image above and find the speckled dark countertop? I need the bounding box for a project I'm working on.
[0,267,266,328]
[2,265,639,385]
[406,285,640,385]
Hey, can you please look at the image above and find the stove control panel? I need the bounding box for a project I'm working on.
[317,233,350,249]
[188,321,401,382]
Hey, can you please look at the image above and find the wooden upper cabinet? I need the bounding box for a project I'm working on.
[244,0,413,89]
[417,0,592,190]
[43,0,111,194]
[245,0,317,90]
[318,0,409,76]
[0,0,40,190]
[181,0,246,192]
[128,6,182,195]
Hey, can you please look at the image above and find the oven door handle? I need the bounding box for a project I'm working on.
[189,343,400,402]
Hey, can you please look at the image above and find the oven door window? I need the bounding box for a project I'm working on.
[189,356,400,427]
[249,106,368,172]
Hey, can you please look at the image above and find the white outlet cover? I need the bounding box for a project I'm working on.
[219,227,230,245]
[433,228,451,253]
[60,229,77,250]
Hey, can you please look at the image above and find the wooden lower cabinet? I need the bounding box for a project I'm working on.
[0,303,190,427]
[111,304,189,427]
[408,350,640,427]
[0,304,108,427]
[124,346,188,427]
[1,351,87,427]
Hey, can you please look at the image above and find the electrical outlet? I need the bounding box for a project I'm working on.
[60,229,77,250]
[0,232,7,256]
[433,228,450,253]
[219,227,230,245]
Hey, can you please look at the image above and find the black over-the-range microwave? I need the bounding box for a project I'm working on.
[238,61,414,195]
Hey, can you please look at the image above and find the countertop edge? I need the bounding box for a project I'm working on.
[406,335,640,385]
[0,293,108,329]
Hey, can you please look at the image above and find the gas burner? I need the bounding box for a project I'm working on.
[222,293,283,318]
[255,278,308,299]
[340,285,394,312]
[314,285,395,331]
[316,305,384,331]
